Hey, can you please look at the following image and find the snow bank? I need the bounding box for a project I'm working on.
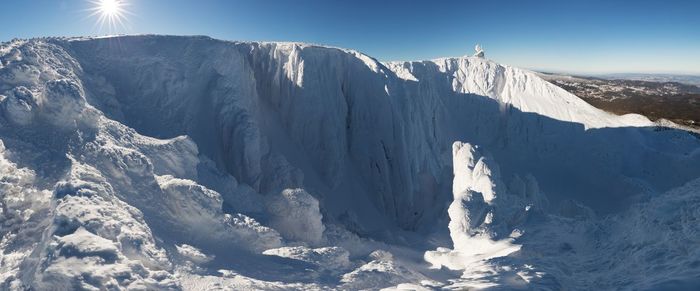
[38,160,177,289]
[263,246,351,270]
[0,141,52,288]
[176,244,213,264]
[340,250,428,290]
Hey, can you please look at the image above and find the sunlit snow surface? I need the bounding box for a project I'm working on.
[1,35,700,290]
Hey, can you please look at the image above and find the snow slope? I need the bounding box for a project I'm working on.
[1,35,699,290]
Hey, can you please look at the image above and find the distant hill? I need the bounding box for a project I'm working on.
[539,72,700,128]
[596,73,700,87]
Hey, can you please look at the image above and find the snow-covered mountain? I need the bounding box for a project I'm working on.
[1,35,699,290]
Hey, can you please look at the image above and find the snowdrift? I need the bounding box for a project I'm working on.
[1,35,699,290]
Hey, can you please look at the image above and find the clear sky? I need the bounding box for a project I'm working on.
[2,0,699,74]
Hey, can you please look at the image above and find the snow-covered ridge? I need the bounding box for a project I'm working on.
[386,57,653,129]
[1,35,700,290]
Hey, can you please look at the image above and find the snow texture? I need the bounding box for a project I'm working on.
[1,35,699,290]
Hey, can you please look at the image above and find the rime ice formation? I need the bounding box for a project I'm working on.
[1,35,700,290]
[473,44,485,58]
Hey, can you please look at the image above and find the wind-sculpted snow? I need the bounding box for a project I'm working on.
[265,188,325,245]
[1,35,699,290]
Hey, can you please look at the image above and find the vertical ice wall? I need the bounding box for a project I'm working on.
[55,36,700,234]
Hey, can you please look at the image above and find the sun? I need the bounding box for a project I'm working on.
[100,0,120,16]
[87,0,131,33]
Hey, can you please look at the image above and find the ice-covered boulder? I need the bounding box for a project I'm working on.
[41,79,86,125]
[449,142,498,241]
[425,142,522,272]
[265,188,325,245]
[1,86,38,125]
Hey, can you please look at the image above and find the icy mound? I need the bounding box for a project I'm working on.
[1,35,699,290]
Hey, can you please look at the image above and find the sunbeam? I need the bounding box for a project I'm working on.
[86,0,131,33]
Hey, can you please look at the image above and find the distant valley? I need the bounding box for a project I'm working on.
[539,72,700,128]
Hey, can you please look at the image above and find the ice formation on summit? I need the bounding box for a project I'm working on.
[473,44,485,58]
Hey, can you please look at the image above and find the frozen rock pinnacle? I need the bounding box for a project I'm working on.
[474,44,485,58]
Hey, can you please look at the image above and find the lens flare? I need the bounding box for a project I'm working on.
[87,0,131,33]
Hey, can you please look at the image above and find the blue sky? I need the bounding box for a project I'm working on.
[2,0,699,74]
